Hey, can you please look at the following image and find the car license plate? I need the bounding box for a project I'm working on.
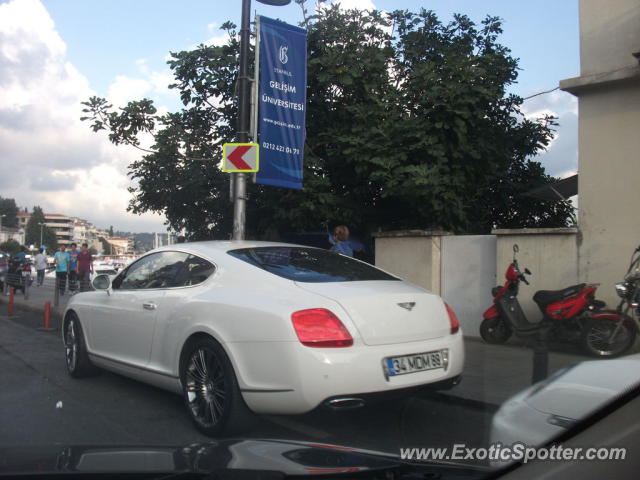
[384,350,444,377]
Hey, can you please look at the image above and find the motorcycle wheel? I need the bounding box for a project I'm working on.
[581,317,636,358]
[480,317,512,344]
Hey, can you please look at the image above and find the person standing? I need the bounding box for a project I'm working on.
[33,248,47,287]
[54,245,70,295]
[68,243,80,294]
[77,243,93,292]
[328,225,354,257]
[15,246,27,262]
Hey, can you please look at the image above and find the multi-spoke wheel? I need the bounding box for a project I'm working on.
[63,312,98,378]
[180,337,253,436]
[582,317,636,358]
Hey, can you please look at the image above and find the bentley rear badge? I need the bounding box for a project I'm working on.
[397,302,416,311]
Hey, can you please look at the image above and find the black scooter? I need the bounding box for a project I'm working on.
[6,257,33,293]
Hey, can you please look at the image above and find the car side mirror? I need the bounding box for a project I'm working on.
[92,274,112,295]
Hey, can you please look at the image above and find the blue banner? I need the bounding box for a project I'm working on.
[256,16,307,190]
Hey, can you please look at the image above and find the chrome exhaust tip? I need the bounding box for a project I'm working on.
[325,397,365,410]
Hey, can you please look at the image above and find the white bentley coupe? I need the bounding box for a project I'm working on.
[62,241,464,435]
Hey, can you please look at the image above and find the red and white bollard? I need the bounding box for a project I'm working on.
[38,301,55,332]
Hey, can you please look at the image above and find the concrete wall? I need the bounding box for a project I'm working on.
[374,232,496,337]
[441,235,496,337]
[580,0,640,75]
[494,229,579,322]
[561,0,640,309]
[374,231,444,294]
[374,229,584,336]
[576,82,640,308]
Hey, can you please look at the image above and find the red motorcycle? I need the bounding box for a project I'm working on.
[480,245,636,357]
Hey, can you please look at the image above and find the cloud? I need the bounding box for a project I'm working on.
[195,22,230,48]
[522,89,578,178]
[107,75,153,105]
[106,58,176,106]
[204,32,230,47]
[0,0,168,232]
[30,171,78,191]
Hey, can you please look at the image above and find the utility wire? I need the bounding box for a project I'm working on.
[523,86,559,101]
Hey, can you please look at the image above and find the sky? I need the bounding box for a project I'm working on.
[0,0,579,233]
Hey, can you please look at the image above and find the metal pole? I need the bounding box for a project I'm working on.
[40,224,44,246]
[531,329,549,384]
[232,0,252,240]
[54,278,59,307]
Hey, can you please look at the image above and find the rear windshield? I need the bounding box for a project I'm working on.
[227,247,399,283]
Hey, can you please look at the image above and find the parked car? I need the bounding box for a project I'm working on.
[490,352,640,465]
[92,261,118,276]
[61,241,464,436]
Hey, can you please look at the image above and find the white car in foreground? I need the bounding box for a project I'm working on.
[62,241,464,435]
[490,353,640,464]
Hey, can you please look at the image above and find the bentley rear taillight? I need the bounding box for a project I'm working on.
[291,308,353,347]
[445,302,460,335]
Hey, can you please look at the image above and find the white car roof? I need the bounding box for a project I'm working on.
[525,353,640,418]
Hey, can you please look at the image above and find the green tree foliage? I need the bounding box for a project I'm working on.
[99,237,111,254]
[81,4,572,238]
[0,197,19,229]
[25,206,58,250]
[0,238,21,255]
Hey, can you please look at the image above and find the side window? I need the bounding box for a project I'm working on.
[177,254,215,287]
[113,254,159,290]
[116,252,189,290]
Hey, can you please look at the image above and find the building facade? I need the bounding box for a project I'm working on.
[104,237,135,255]
[43,214,74,247]
[0,227,25,246]
[15,210,113,251]
[560,0,640,306]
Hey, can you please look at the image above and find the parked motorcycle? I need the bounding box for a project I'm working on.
[614,245,640,334]
[6,257,34,293]
[480,244,636,357]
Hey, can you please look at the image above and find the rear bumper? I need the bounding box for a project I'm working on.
[322,375,462,409]
[234,332,464,415]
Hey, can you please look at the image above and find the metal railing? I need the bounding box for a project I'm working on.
[3,270,93,307]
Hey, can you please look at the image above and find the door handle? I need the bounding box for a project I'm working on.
[142,302,157,310]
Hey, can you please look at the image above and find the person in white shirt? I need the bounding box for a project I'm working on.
[34,248,47,286]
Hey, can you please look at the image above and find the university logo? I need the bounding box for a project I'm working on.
[278,45,289,64]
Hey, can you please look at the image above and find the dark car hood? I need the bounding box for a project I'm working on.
[0,438,489,478]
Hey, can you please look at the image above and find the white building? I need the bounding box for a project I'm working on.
[104,237,135,255]
[0,227,25,246]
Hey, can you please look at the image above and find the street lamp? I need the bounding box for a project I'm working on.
[232,0,292,240]
[38,222,45,247]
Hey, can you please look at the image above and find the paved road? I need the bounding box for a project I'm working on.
[0,310,494,458]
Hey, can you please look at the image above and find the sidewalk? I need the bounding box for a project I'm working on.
[1,276,69,322]
[0,295,597,409]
